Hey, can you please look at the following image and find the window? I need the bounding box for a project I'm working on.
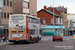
[12,31,17,33]
[4,0,6,5]
[7,0,9,6]
[7,13,9,18]
[65,22,66,25]
[11,16,23,20]
[18,31,23,33]
[43,18,46,24]
[0,29,4,36]
[51,18,54,23]
[4,12,6,18]
[1,12,3,18]
[23,2,29,8]
[60,18,61,23]
[29,29,35,35]
[27,16,39,23]
[10,13,12,15]
[39,18,41,24]
[56,18,58,24]
[10,1,12,7]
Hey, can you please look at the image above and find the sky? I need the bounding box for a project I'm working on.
[37,0,75,14]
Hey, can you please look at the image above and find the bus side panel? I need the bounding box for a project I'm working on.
[26,18,34,41]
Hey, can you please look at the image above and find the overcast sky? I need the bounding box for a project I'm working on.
[37,0,75,14]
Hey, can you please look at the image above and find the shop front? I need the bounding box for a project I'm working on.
[41,25,64,36]
[68,28,74,36]
[0,25,8,41]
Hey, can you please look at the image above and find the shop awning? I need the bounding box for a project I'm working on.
[41,26,64,29]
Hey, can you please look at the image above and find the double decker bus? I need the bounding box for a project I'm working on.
[9,14,41,43]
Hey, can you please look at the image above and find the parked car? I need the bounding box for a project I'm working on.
[52,34,63,41]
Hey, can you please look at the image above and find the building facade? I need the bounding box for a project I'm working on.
[37,6,63,36]
[29,0,37,16]
[1,0,37,25]
[47,6,68,36]
[67,14,75,35]
[13,0,37,16]
[1,0,13,25]
[47,6,67,27]
[37,6,62,25]
[0,0,13,40]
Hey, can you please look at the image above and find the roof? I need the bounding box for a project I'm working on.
[10,14,39,19]
[37,9,61,17]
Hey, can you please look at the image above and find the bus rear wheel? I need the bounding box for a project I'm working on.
[28,37,32,43]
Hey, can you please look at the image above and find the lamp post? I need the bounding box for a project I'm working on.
[53,0,55,34]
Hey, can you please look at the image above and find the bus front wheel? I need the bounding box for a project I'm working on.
[35,37,39,42]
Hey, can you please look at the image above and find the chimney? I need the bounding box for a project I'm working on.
[44,5,47,10]
[50,6,52,7]
[60,6,61,7]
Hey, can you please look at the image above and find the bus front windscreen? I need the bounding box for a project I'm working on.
[11,16,23,20]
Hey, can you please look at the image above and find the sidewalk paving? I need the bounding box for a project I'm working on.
[0,41,11,46]
[41,36,74,40]
[0,36,74,46]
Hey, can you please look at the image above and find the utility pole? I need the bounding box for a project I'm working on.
[53,0,55,34]
[0,9,1,25]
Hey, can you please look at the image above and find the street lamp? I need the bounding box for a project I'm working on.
[53,0,55,34]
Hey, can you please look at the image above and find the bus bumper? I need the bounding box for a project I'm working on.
[9,40,29,42]
[9,37,41,42]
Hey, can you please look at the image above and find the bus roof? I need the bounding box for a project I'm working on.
[10,14,40,19]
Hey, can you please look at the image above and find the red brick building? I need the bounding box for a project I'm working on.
[37,6,62,25]
[37,9,56,24]
[37,6,64,36]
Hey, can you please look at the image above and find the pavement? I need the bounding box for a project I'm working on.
[0,36,74,46]
[0,39,75,50]
[41,36,73,40]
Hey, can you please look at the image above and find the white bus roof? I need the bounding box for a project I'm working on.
[10,14,40,19]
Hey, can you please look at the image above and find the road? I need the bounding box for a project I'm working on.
[0,40,75,50]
